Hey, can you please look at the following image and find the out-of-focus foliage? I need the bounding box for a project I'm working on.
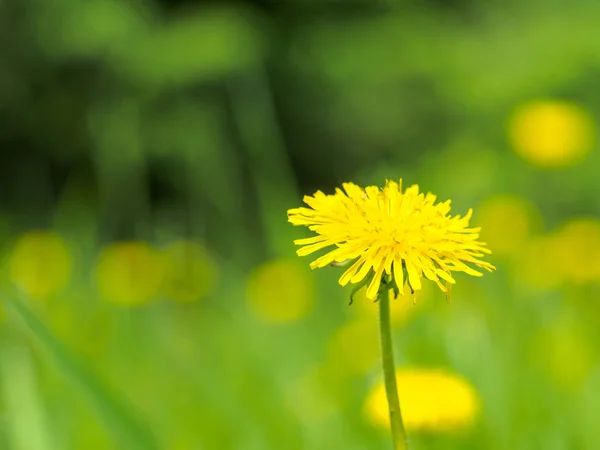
[1,0,600,449]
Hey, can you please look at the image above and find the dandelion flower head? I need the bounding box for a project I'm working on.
[508,100,594,168]
[364,368,481,432]
[96,241,164,306]
[287,180,495,300]
[10,230,72,299]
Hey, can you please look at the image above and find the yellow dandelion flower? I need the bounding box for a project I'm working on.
[508,100,594,168]
[96,242,164,306]
[246,259,315,323]
[364,368,480,433]
[288,180,495,301]
[9,231,72,299]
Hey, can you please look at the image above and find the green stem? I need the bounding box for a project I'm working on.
[378,291,409,450]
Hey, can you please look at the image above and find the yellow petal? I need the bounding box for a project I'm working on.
[393,256,405,296]
[366,258,387,300]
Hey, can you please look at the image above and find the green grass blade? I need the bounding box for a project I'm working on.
[0,343,55,450]
[1,293,158,450]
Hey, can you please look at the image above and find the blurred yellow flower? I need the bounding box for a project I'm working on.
[517,219,600,288]
[514,235,564,291]
[327,318,380,375]
[96,242,164,306]
[288,180,495,301]
[9,231,72,299]
[364,368,480,433]
[508,100,594,168]
[160,241,218,303]
[246,259,315,323]
[530,318,595,391]
[553,219,600,284]
[477,195,537,257]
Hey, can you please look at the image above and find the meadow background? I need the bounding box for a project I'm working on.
[1,0,600,449]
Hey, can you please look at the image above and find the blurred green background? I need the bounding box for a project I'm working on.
[1,0,600,449]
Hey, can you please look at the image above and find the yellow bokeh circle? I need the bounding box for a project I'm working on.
[364,368,480,433]
[553,218,600,284]
[9,230,72,299]
[476,195,537,257]
[508,100,594,168]
[514,235,564,291]
[530,319,595,391]
[160,241,218,303]
[246,259,314,323]
[327,318,380,375]
[96,241,164,306]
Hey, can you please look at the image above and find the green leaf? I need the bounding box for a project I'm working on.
[0,343,55,450]
[111,6,265,87]
[0,293,159,450]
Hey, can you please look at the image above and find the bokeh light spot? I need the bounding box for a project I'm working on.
[514,235,564,291]
[530,319,595,392]
[364,368,481,433]
[327,318,380,375]
[508,100,594,168]
[160,241,218,303]
[9,230,72,299]
[477,194,537,257]
[552,218,600,284]
[246,259,315,323]
[96,242,164,306]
